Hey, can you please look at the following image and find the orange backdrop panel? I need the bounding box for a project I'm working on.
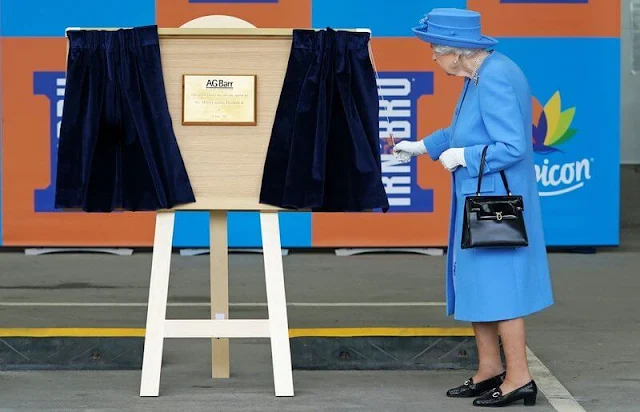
[467,0,619,37]
[1,39,155,247]
[312,37,461,247]
[156,0,311,28]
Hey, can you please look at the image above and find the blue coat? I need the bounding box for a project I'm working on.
[423,52,554,322]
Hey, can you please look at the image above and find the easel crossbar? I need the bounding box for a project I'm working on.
[164,319,271,338]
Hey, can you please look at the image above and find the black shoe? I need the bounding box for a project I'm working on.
[472,380,538,407]
[446,372,506,398]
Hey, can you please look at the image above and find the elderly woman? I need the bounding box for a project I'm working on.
[393,8,554,408]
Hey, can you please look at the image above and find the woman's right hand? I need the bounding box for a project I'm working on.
[392,140,428,163]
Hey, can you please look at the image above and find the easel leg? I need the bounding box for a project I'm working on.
[260,212,294,397]
[140,211,175,397]
[210,210,230,378]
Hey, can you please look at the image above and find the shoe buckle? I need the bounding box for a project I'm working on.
[492,391,500,398]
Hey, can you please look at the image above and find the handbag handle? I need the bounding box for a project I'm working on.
[476,146,512,196]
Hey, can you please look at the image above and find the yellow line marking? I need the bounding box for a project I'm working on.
[288,328,475,338]
[0,328,146,337]
[0,327,474,338]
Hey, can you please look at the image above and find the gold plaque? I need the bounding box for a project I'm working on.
[182,74,257,125]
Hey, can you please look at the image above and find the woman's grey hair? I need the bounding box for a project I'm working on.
[433,44,485,57]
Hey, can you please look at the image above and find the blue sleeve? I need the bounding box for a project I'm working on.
[422,127,451,161]
[463,68,527,178]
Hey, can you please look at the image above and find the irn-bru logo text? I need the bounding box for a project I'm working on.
[33,71,66,212]
[377,72,434,212]
[532,91,591,197]
[500,0,588,3]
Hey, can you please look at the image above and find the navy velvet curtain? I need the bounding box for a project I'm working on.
[55,25,195,212]
[260,28,389,213]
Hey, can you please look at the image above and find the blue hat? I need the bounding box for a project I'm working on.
[412,8,498,49]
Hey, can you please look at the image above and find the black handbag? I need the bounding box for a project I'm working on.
[461,146,528,249]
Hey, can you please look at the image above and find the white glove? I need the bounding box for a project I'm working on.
[392,140,428,163]
[439,148,466,172]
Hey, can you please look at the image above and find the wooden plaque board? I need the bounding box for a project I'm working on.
[156,28,293,212]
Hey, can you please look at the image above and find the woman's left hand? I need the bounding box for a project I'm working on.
[439,148,467,172]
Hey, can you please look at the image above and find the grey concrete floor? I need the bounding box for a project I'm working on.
[0,228,638,411]
[0,340,556,412]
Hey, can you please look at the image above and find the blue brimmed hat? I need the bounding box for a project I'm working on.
[412,8,498,49]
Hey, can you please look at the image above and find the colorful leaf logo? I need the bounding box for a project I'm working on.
[532,91,577,154]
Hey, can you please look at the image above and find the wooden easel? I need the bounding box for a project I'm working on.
[136,28,298,398]
[66,26,369,398]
